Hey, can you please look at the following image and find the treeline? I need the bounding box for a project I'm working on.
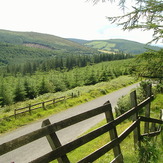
[1,52,132,76]
[0,59,134,107]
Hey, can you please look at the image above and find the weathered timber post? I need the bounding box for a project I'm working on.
[42,119,70,163]
[53,98,55,105]
[14,109,17,119]
[29,104,31,115]
[144,84,152,133]
[159,109,163,131]
[104,101,123,163]
[42,102,46,110]
[130,90,141,149]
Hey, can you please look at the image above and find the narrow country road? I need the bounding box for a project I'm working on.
[0,83,140,163]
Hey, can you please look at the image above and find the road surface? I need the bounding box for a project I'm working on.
[0,83,139,163]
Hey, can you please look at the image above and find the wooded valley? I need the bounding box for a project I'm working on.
[0,30,162,108]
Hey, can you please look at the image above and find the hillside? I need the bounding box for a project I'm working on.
[0,30,96,66]
[0,42,59,66]
[0,29,88,51]
[69,38,160,55]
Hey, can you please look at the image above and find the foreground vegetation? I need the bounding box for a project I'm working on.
[51,88,163,163]
[0,75,137,134]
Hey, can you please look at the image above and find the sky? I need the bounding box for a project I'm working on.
[0,0,162,45]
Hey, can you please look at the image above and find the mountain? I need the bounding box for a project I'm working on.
[69,38,160,55]
[0,30,96,66]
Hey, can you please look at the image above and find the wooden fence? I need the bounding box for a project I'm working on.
[14,96,67,118]
[0,85,162,163]
[0,94,73,121]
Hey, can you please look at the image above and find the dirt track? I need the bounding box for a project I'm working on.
[0,83,139,163]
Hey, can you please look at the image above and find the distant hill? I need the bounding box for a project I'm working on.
[0,29,160,66]
[68,38,89,44]
[0,30,96,66]
[69,38,160,55]
[0,29,89,52]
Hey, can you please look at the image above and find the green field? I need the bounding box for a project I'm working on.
[84,39,160,55]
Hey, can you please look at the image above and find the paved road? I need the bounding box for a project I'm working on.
[0,83,139,163]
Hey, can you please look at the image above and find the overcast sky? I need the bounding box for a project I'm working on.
[0,0,161,44]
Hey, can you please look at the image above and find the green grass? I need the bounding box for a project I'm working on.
[0,75,137,134]
[151,94,163,119]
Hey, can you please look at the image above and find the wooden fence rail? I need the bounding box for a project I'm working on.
[0,85,162,163]
[14,96,67,118]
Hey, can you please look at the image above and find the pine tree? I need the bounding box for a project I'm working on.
[92,0,163,43]
[14,80,26,102]
[0,81,13,106]
[24,79,38,99]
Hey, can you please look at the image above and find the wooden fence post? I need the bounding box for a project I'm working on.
[53,98,55,105]
[130,90,141,149]
[159,109,163,131]
[42,119,70,163]
[104,101,123,163]
[144,84,152,133]
[42,102,46,110]
[14,109,17,119]
[29,104,31,115]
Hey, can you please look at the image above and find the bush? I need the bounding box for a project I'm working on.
[156,83,163,93]
[114,81,151,117]
[138,137,159,163]
[115,95,131,117]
